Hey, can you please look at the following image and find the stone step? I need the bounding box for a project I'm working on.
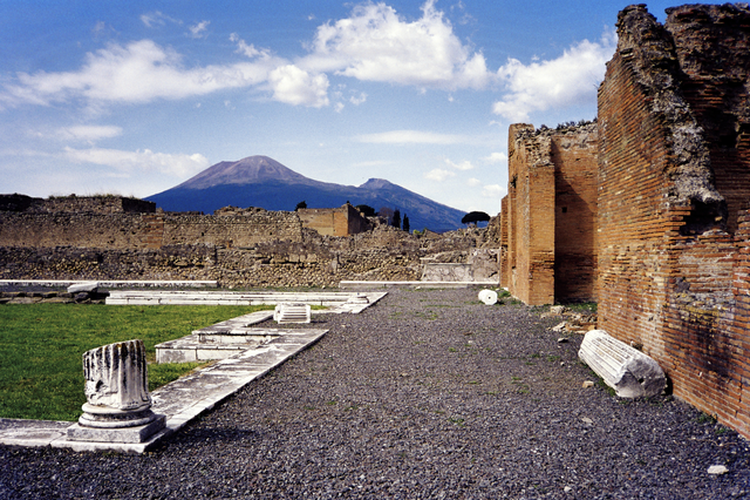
[106,290,387,311]
[273,303,311,324]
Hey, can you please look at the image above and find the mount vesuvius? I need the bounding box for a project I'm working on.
[146,156,467,233]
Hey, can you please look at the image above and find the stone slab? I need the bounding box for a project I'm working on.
[0,419,71,448]
[67,281,99,294]
[339,280,500,290]
[106,290,387,310]
[0,279,218,289]
[66,414,166,443]
[3,327,327,454]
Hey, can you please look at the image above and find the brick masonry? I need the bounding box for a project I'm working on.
[501,4,750,439]
[502,123,598,305]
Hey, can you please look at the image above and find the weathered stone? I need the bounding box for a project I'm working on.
[578,330,666,398]
[273,303,311,323]
[477,289,498,305]
[67,281,98,294]
[70,339,165,443]
[707,465,729,475]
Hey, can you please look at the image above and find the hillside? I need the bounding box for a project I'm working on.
[147,156,466,232]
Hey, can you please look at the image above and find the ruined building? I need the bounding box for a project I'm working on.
[501,3,750,439]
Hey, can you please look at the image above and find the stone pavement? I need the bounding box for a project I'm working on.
[0,289,386,453]
[0,326,327,453]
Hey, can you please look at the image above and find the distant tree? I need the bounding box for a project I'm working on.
[392,209,401,229]
[402,214,410,233]
[378,207,394,224]
[356,204,376,217]
[461,211,491,226]
[295,200,307,211]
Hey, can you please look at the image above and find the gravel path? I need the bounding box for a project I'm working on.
[1,288,749,499]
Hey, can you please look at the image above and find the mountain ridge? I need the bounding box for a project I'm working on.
[147,156,466,232]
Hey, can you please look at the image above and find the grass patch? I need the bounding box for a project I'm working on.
[0,303,271,421]
[566,302,598,313]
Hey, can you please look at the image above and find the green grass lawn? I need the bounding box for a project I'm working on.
[0,303,271,422]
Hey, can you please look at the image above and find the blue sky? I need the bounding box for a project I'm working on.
[0,1,707,215]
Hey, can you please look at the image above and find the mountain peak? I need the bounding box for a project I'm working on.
[175,155,310,190]
[148,156,466,232]
[360,178,395,190]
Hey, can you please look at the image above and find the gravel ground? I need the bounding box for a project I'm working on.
[1,287,749,499]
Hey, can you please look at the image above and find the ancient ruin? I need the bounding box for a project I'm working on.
[501,3,750,439]
[0,194,499,288]
[68,339,166,444]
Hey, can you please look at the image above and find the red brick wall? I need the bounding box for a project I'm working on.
[505,124,555,305]
[597,4,750,439]
[666,4,750,232]
[501,124,598,305]
[500,196,509,288]
[551,126,599,302]
[596,46,674,354]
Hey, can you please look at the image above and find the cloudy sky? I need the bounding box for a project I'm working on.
[0,1,699,215]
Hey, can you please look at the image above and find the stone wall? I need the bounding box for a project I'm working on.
[0,194,156,214]
[596,3,750,439]
[502,123,598,305]
[0,219,492,289]
[502,3,750,439]
[297,203,372,237]
[0,199,373,251]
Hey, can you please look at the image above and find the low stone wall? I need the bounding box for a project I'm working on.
[0,225,495,289]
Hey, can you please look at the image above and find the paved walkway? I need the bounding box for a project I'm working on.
[0,289,387,453]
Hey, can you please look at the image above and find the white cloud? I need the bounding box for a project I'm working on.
[140,11,181,28]
[444,158,473,171]
[467,177,481,187]
[304,0,490,90]
[63,147,210,177]
[268,65,330,107]
[230,33,272,59]
[482,183,505,199]
[349,92,367,105]
[492,30,616,121]
[1,40,278,107]
[58,125,123,142]
[188,21,210,39]
[424,168,455,181]
[483,152,507,164]
[355,129,471,144]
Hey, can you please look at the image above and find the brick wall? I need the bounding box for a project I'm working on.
[297,203,371,237]
[596,4,750,439]
[552,125,599,302]
[504,123,555,305]
[502,3,750,439]
[501,123,598,305]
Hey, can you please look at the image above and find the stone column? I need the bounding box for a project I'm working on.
[68,339,166,443]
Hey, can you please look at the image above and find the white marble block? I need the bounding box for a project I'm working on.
[273,303,311,323]
[578,330,666,398]
[478,289,498,305]
[69,339,165,443]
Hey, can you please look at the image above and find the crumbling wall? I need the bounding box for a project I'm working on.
[500,3,750,439]
[297,203,371,237]
[501,123,598,305]
[666,4,750,232]
[504,124,556,305]
[0,220,491,289]
[162,208,304,248]
[597,4,750,439]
